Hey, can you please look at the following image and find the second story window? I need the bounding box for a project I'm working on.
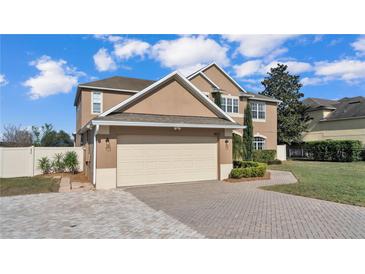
[221,96,239,114]
[92,91,102,114]
[251,101,266,120]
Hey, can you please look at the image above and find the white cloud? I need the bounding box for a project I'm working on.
[301,77,327,86]
[23,56,83,99]
[223,34,297,58]
[234,59,312,78]
[94,35,123,43]
[113,39,150,60]
[314,60,365,82]
[265,61,312,74]
[351,36,365,56]
[93,48,117,72]
[234,60,262,77]
[151,35,229,75]
[0,74,8,86]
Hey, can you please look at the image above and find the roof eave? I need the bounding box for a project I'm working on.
[319,115,365,122]
[91,120,245,129]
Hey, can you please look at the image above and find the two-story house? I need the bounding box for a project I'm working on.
[74,63,279,189]
[302,96,365,143]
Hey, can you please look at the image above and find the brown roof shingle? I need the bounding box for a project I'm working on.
[79,76,155,91]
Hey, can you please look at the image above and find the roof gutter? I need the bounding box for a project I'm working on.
[320,115,365,122]
[91,120,245,129]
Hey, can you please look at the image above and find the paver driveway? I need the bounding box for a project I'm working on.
[126,170,365,239]
[0,190,202,239]
[1,170,364,238]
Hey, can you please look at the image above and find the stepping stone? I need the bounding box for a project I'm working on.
[59,186,71,193]
[59,177,71,191]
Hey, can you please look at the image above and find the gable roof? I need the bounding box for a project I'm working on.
[99,71,237,123]
[187,62,247,93]
[304,96,365,121]
[303,97,338,110]
[323,96,365,121]
[187,63,280,103]
[74,76,155,106]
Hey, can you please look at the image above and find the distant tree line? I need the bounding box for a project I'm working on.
[0,123,73,147]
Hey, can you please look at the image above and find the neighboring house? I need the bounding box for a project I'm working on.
[302,96,365,144]
[74,63,279,189]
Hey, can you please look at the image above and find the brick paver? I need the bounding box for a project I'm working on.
[126,170,365,239]
[0,190,203,239]
[1,170,364,238]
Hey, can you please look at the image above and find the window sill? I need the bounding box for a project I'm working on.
[228,113,243,118]
[253,118,266,122]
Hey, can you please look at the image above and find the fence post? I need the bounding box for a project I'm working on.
[32,146,35,177]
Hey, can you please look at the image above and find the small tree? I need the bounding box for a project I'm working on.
[242,103,254,160]
[31,126,41,146]
[232,133,243,161]
[1,124,33,147]
[38,157,52,174]
[260,64,309,145]
[64,151,79,174]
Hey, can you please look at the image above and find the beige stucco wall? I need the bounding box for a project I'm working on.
[190,74,215,93]
[96,134,117,169]
[303,117,365,144]
[78,89,132,130]
[230,100,277,150]
[124,80,217,117]
[203,65,241,96]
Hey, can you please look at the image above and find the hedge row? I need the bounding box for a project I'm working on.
[230,161,267,179]
[252,150,276,163]
[304,140,363,162]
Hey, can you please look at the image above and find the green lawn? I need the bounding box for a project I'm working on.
[0,176,60,197]
[262,160,365,207]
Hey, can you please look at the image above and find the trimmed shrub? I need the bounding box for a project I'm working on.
[233,160,259,168]
[252,150,276,163]
[304,140,363,162]
[38,157,52,174]
[360,148,365,161]
[52,153,65,173]
[268,159,282,165]
[64,151,79,173]
[230,161,267,179]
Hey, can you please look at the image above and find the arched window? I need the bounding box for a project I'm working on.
[253,137,266,150]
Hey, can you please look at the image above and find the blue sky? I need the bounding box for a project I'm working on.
[1,34,365,134]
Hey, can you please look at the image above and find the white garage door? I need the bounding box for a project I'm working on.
[117,135,218,187]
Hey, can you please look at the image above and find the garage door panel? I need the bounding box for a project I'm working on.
[117,135,217,186]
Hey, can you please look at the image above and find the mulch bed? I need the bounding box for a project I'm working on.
[224,172,271,183]
[44,172,90,183]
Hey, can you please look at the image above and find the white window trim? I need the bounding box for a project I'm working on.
[91,91,103,114]
[251,101,266,122]
[221,94,240,114]
[253,135,266,150]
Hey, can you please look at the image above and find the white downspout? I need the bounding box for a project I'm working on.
[92,125,99,186]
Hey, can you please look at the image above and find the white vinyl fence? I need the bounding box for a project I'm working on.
[0,146,83,178]
[276,145,287,161]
